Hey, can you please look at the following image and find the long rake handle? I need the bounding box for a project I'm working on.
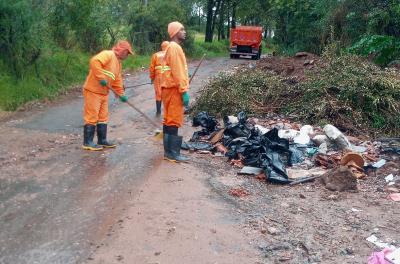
[125,100,160,128]
[189,54,206,84]
[125,82,152,89]
[109,86,160,129]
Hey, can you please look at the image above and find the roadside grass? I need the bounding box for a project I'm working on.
[190,32,229,58]
[123,54,151,70]
[0,51,89,111]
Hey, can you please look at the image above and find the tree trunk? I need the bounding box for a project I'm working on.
[211,0,222,41]
[231,1,236,28]
[205,0,214,42]
[219,0,225,40]
[226,0,230,38]
[198,6,201,27]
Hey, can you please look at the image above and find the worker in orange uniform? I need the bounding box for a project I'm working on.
[161,21,190,162]
[149,41,170,116]
[82,40,133,151]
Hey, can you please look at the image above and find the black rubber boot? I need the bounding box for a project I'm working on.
[164,134,189,162]
[163,133,173,159]
[97,123,116,148]
[156,100,162,116]
[83,124,103,151]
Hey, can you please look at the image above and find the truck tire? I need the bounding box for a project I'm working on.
[230,54,235,59]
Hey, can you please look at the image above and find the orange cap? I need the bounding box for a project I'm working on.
[112,40,134,57]
[168,22,184,38]
[161,41,170,51]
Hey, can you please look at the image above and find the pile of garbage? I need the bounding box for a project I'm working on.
[192,53,400,136]
[185,111,400,191]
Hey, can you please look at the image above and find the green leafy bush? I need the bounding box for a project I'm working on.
[193,54,400,136]
[349,35,400,66]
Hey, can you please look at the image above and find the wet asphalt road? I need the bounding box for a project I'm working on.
[0,58,242,264]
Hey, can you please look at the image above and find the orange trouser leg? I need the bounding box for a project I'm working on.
[154,75,162,101]
[97,95,109,124]
[162,87,184,127]
[83,89,109,125]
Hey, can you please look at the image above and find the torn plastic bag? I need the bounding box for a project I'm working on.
[192,111,218,132]
[289,146,304,164]
[223,115,239,127]
[223,111,251,139]
[259,128,292,184]
[223,111,247,127]
[242,140,262,167]
[261,151,291,184]
[181,141,213,151]
[225,133,262,166]
[378,138,400,154]
[190,129,210,142]
[224,121,251,139]
[261,128,289,153]
[225,137,249,159]
[237,111,247,124]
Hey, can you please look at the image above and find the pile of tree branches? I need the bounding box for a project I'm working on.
[192,54,400,137]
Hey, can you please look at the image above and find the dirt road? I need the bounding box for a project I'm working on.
[1,56,399,264]
[0,58,262,264]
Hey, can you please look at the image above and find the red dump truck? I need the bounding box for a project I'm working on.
[230,26,263,59]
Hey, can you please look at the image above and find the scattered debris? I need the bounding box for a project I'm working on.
[238,166,264,176]
[379,138,400,154]
[373,159,387,169]
[388,193,400,202]
[386,248,400,264]
[366,235,395,250]
[340,152,366,179]
[320,166,358,192]
[385,174,395,183]
[286,167,326,180]
[187,110,398,198]
[368,248,393,264]
[323,124,351,150]
[228,187,250,197]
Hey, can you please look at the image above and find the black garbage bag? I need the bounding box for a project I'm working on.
[224,129,262,166]
[223,116,236,127]
[181,141,213,151]
[257,128,292,184]
[261,128,289,152]
[224,119,252,139]
[190,129,210,142]
[224,124,251,138]
[261,151,291,184]
[192,111,218,133]
[223,111,251,138]
[378,138,400,154]
[237,111,247,124]
[225,137,249,159]
[242,138,262,167]
[289,146,305,165]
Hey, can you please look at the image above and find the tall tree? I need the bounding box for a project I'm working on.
[205,0,215,42]
[218,0,226,40]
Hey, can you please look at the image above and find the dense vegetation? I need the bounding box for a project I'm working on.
[192,49,400,136]
[0,0,399,111]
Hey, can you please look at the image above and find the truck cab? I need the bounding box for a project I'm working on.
[230,26,263,60]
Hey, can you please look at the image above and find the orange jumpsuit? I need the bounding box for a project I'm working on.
[149,51,166,101]
[83,50,125,125]
[161,42,189,127]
